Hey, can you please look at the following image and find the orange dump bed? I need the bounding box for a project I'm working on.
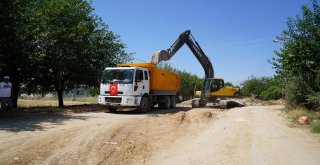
[117,63,180,94]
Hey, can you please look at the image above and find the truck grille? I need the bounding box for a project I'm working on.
[105,97,122,103]
[105,91,123,94]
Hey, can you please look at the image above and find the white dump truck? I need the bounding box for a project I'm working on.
[98,62,180,113]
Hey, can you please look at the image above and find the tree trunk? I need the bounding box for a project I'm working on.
[8,67,20,109]
[57,88,64,107]
[54,77,65,107]
[11,82,19,108]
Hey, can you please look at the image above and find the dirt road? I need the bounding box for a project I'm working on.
[0,105,320,165]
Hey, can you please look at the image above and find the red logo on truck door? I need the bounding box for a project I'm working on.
[109,83,118,96]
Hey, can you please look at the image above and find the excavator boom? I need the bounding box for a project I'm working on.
[152,30,214,98]
[152,30,214,79]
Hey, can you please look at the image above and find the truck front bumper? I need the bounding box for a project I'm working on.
[98,95,141,107]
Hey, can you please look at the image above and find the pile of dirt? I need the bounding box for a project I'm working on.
[82,109,216,164]
[237,98,284,106]
[177,100,193,107]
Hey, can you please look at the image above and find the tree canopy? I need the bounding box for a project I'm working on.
[0,0,130,107]
[272,0,320,109]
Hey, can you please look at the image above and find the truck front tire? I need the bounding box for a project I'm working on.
[137,96,150,113]
[108,107,117,113]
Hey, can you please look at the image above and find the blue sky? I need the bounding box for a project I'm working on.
[92,0,311,85]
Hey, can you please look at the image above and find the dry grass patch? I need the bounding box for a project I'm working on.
[285,107,320,133]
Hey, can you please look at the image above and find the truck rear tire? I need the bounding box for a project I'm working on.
[137,96,150,113]
[159,96,171,109]
[170,96,177,108]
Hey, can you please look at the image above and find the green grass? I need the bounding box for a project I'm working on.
[18,96,98,108]
[310,122,320,133]
[16,97,106,113]
[63,96,98,103]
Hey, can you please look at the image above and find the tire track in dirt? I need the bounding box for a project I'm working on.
[0,109,216,165]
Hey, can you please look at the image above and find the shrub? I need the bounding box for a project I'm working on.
[284,76,310,108]
[306,92,320,111]
[261,85,282,100]
[241,76,282,100]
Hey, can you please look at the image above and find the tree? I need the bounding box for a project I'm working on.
[30,0,128,107]
[241,76,266,97]
[0,0,130,108]
[225,82,234,87]
[0,0,36,108]
[272,0,320,109]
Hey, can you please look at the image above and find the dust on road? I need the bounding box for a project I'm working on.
[0,105,320,165]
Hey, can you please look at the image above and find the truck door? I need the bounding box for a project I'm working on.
[143,70,150,93]
[133,69,146,96]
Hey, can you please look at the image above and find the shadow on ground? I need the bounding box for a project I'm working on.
[0,104,193,132]
[109,106,193,116]
[0,104,105,132]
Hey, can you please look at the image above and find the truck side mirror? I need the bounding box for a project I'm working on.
[97,70,103,83]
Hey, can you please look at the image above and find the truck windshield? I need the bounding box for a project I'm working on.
[101,69,134,84]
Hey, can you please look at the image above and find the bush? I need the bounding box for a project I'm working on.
[284,76,308,107]
[261,85,282,100]
[284,75,320,110]
[241,76,282,100]
[306,92,320,111]
[241,76,266,97]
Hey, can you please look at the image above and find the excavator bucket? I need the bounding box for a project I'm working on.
[151,50,170,65]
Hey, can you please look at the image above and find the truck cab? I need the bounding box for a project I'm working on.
[98,67,150,109]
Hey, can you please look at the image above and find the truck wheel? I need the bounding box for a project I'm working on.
[159,96,171,109]
[108,107,117,113]
[170,96,177,108]
[137,96,150,113]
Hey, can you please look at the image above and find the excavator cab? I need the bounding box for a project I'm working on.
[194,78,225,97]
[195,78,240,99]
[210,78,224,92]
[210,78,240,98]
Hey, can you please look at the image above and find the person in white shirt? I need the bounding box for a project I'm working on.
[0,76,13,113]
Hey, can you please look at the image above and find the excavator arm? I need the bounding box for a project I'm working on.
[151,30,214,98]
[152,30,214,79]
